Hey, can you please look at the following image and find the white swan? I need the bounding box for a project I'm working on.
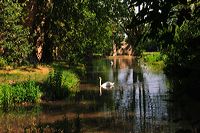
[99,77,114,96]
[110,61,113,66]
[99,77,114,88]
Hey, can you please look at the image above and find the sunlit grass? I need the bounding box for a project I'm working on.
[0,66,51,84]
[140,52,165,72]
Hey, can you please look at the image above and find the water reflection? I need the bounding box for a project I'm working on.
[0,57,200,132]
[107,57,171,133]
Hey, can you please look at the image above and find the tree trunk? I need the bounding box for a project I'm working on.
[25,0,53,64]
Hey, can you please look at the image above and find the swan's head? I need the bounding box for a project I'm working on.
[99,77,102,80]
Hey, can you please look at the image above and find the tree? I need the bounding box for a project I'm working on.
[0,0,32,66]
[28,0,114,64]
[128,0,200,71]
[93,0,145,55]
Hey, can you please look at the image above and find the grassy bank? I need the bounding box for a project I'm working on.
[0,81,42,107]
[0,66,51,84]
[43,68,80,100]
[139,52,165,71]
[0,65,80,107]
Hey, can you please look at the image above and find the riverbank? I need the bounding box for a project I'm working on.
[106,53,165,71]
[0,65,51,84]
[139,52,165,72]
[0,64,80,108]
[107,55,135,59]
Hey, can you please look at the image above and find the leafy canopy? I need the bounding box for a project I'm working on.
[0,0,32,66]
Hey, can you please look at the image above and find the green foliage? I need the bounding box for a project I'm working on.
[0,84,13,108]
[144,55,160,62]
[61,71,80,95]
[129,0,200,73]
[36,0,113,64]
[143,52,162,63]
[140,52,165,72]
[164,17,200,72]
[0,57,7,67]
[45,69,80,100]
[13,81,42,103]
[46,69,63,99]
[0,81,42,108]
[0,0,32,66]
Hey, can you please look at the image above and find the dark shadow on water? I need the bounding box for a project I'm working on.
[166,69,200,133]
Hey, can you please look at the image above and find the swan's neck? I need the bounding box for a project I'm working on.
[99,78,102,96]
[99,86,102,96]
[99,78,102,87]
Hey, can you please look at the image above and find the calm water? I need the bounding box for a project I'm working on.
[1,57,200,133]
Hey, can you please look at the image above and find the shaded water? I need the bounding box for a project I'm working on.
[1,57,200,133]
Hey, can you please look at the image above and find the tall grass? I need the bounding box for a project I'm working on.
[62,71,80,94]
[0,81,42,108]
[44,68,80,100]
[0,84,12,108]
[13,81,42,103]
